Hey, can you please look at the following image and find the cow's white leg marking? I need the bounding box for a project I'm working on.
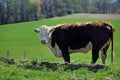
[101,50,106,64]
[101,39,111,64]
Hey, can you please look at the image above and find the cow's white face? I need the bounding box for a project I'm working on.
[34,25,54,44]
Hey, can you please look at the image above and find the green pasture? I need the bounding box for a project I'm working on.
[0,18,120,80]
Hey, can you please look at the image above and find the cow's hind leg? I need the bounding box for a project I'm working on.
[101,44,110,64]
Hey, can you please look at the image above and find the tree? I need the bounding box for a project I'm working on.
[14,0,22,22]
[111,0,120,13]
[29,0,41,20]
[7,0,16,23]
[0,2,5,24]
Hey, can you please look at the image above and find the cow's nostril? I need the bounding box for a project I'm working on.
[41,40,47,44]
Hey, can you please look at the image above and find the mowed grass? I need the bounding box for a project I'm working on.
[0,18,120,80]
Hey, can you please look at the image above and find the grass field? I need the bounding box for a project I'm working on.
[0,18,120,80]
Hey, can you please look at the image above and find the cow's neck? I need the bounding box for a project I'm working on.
[46,34,51,49]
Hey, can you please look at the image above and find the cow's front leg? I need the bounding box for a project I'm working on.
[61,49,70,63]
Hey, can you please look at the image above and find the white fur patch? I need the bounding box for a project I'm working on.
[47,37,62,58]
[69,42,92,53]
[47,40,93,57]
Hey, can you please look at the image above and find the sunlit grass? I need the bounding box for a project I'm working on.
[0,18,120,79]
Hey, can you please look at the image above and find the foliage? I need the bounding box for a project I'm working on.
[0,0,41,24]
[0,0,120,24]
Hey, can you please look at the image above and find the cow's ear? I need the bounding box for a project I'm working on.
[34,28,39,33]
[49,27,55,33]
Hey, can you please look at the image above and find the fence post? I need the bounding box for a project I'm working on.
[24,51,26,59]
[7,50,9,58]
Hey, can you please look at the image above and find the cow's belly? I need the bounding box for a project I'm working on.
[69,42,92,53]
[48,42,92,58]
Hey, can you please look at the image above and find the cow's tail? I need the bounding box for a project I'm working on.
[109,24,115,66]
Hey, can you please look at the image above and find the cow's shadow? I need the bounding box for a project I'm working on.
[31,62,109,72]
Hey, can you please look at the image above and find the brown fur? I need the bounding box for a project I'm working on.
[59,21,114,31]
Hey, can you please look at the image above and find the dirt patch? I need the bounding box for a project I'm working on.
[0,57,15,64]
[53,13,120,20]
[26,62,109,72]
[0,57,109,72]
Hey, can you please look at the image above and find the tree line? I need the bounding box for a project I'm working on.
[0,0,120,24]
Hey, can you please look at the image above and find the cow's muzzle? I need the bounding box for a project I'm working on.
[41,40,47,44]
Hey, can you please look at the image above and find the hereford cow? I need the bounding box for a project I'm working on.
[34,21,115,65]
